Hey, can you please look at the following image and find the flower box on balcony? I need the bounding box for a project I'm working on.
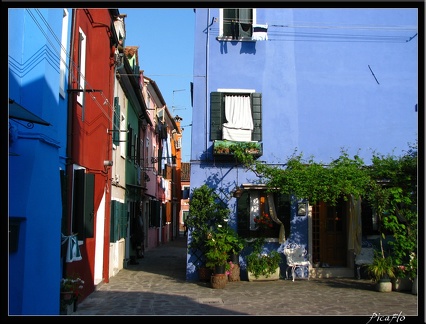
[213,140,262,159]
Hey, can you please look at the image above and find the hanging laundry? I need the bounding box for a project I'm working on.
[61,234,82,263]
[252,24,268,41]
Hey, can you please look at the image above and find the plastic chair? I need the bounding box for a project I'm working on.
[283,243,310,281]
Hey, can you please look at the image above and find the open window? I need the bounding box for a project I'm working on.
[236,189,290,242]
[220,8,255,40]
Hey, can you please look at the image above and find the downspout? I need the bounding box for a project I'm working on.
[63,9,76,278]
[205,9,210,157]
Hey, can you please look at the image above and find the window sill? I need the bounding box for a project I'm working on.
[216,36,255,42]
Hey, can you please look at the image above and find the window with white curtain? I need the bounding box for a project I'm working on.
[237,189,290,242]
[222,94,254,141]
[210,90,262,142]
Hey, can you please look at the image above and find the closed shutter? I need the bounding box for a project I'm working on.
[120,203,127,239]
[110,200,118,242]
[210,92,224,141]
[251,92,262,141]
[73,170,94,239]
[150,200,161,227]
[127,125,133,158]
[113,97,120,145]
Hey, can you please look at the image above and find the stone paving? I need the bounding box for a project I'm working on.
[73,235,421,320]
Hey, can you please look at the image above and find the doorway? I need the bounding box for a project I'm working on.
[311,198,347,267]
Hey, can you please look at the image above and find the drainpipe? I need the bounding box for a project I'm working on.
[63,9,77,279]
[66,9,77,226]
[205,9,210,157]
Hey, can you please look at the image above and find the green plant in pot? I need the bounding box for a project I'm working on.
[225,227,246,264]
[367,251,395,292]
[204,225,235,273]
[246,238,282,279]
[186,185,229,276]
[367,252,395,282]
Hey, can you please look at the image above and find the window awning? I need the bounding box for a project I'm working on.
[9,99,51,126]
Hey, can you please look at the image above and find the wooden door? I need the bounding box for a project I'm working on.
[312,199,347,267]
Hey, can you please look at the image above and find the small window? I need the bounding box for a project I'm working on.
[220,8,255,40]
[237,190,291,240]
[182,185,190,199]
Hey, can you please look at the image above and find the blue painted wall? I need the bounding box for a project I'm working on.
[188,8,418,281]
[8,8,70,315]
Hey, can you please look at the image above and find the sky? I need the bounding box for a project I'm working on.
[119,8,195,162]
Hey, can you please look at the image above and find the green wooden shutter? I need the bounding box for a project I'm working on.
[127,125,133,158]
[251,92,262,141]
[120,203,127,239]
[110,200,118,242]
[210,92,224,141]
[113,97,120,145]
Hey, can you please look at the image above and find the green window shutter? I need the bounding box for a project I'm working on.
[251,92,262,141]
[110,200,118,242]
[127,125,133,158]
[121,203,127,239]
[210,92,224,141]
[113,97,120,145]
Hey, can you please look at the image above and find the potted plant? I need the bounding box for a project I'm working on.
[246,238,282,280]
[367,251,395,292]
[204,225,233,273]
[226,227,246,263]
[204,225,235,289]
[60,274,85,314]
[186,185,229,281]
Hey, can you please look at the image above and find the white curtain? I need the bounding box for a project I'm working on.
[267,193,286,244]
[348,194,362,255]
[167,133,172,165]
[222,95,253,141]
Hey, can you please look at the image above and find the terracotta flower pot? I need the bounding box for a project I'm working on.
[211,274,227,289]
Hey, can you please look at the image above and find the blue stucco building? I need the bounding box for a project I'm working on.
[187,8,418,281]
[9,8,71,314]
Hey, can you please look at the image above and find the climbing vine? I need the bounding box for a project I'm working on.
[233,141,417,272]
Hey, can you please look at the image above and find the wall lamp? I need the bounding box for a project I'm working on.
[232,187,244,198]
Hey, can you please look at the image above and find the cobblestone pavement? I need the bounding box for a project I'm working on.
[73,235,422,321]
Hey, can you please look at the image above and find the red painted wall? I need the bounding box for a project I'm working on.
[67,8,116,301]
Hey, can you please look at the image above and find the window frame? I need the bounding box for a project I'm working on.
[210,89,262,142]
[218,8,257,41]
[236,189,291,241]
